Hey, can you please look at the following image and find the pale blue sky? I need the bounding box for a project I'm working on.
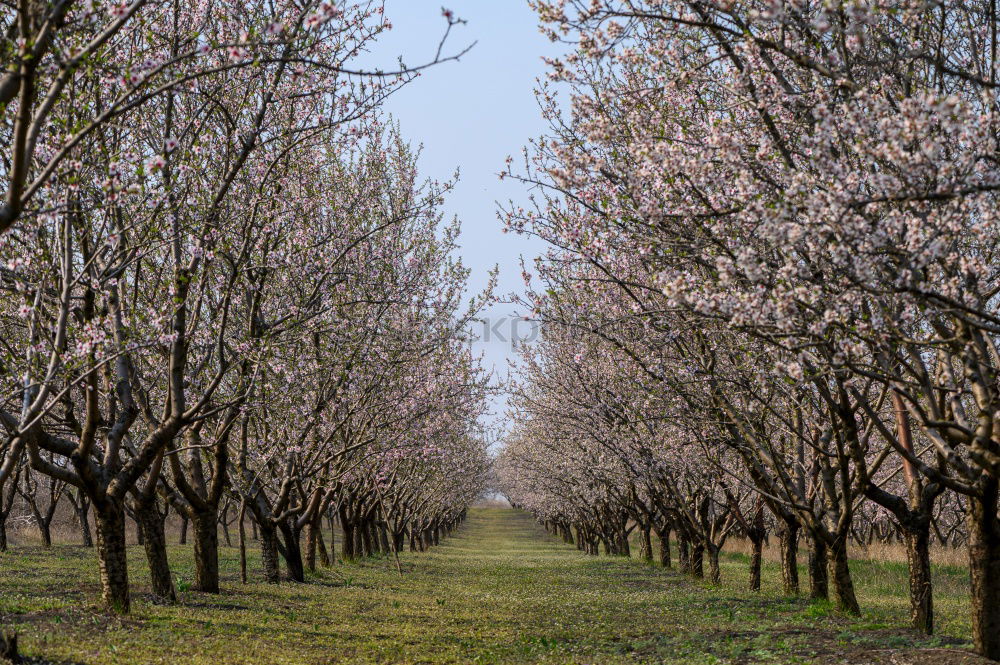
[374,2,558,423]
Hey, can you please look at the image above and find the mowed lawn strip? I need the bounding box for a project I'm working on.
[0,507,986,664]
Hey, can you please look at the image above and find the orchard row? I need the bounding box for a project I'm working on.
[0,1,490,613]
[498,0,1000,661]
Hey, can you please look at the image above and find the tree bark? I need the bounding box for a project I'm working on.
[639,525,653,562]
[278,520,304,582]
[808,536,829,600]
[94,500,130,613]
[259,522,281,584]
[904,525,933,634]
[968,483,1000,660]
[691,543,704,578]
[778,521,799,595]
[37,520,51,547]
[305,520,319,572]
[749,535,763,592]
[678,535,691,574]
[75,491,94,547]
[191,509,219,593]
[657,527,671,568]
[707,545,721,584]
[135,499,176,602]
[357,521,370,556]
[238,501,247,584]
[341,521,356,561]
[828,538,860,614]
[316,527,330,567]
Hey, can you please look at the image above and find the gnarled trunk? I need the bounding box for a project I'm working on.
[259,522,281,584]
[134,499,176,602]
[278,520,304,582]
[968,483,1000,660]
[706,545,721,584]
[778,521,799,595]
[904,525,933,634]
[691,543,704,578]
[191,509,219,593]
[342,522,356,561]
[94,500,130,613]
[656,527,671,568]
[808,536,828,600]
[639,525,653,562]
[678,535,691,574]
[828,538,859,614]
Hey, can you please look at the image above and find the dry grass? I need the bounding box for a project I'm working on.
[722,537,969,568]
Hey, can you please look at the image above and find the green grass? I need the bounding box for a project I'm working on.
[0,508,983,664]
[699,545,972,643]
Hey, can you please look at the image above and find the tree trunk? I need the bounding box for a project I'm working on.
[238,502,247,584]
[341,522,356,561]
[328,512,337,551]
[0,518,7,552]
[639,525,653,562]
[75,493,94,547]
[278,521,305,582]
[617,530,629,557]
[749,535,763,592]
[968,484,1000,660]
[316,516,330,566]
[305,520,319,572]
[178,516,188,545]
[904,525,933,634]
[37,520,51,547]
[828,538,860,614]
[808,536,829,600]
[778,521,799,595]
[135,500,176,602]
[359,522,370,556]
[392,530,404,555]
[691,543,704,578]
[657,528,671,567]
[94,500,130,613]
[191,509,220,593]
[220,504,232,547]
[707,545,721,584]
[259,522,281,584]
[678,535,691,574]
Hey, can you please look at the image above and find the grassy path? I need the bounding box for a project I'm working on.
[0,507,988,664]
